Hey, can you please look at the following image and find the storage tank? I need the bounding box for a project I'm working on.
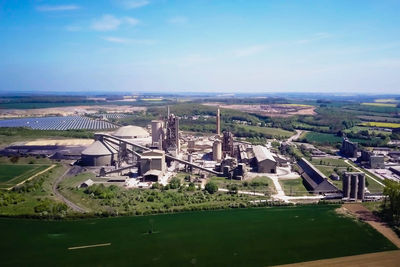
[81,140,116,166]
[213,140,222,162]
[357,174,365,200]
[342,174,350,198]
[350,174,358,199]
[151,120,163,147]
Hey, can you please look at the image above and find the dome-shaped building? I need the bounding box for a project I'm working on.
[112,125,149,139]
[81,140,117,166]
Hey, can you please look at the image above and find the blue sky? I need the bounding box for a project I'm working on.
[0,0,400,94]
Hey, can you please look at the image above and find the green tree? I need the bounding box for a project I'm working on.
[205,181,218,194]
[169,178,181,189]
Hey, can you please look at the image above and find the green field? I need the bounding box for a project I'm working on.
[0,164,50,189]
[361,102,397,107]
[237,125,294,139]
[0,205,396,266]
[279,178,310,196]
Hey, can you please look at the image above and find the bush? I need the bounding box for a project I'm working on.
[187,182,196,192]
[205,182,218,194]
[169,178,181,189]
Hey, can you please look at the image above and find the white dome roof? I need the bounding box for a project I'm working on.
[112,125,149,139]
[82,140,117,156]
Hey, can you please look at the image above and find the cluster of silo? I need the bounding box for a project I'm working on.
[342,172,365,201]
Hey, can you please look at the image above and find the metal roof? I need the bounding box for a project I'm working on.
[81,140,117,156]
[112,125,149,138]
[253,145,276,162]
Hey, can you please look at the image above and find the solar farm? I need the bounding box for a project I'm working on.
[95,113,131,119]
[0,116,118,130]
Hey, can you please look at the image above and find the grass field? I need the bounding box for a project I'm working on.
[360,122,400,128]
[301,132,343,145]
[361,103,398,107]
[0,205,396,266]
[0,164,50,189]
[238,125,294,139]
[279,178,310,196]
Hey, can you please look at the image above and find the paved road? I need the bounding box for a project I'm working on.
[52,166,86,213]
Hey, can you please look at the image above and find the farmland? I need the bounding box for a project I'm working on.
[0,164,51,189]
[361,103,398,107]
[360,122,400,128]
[0,116,117,130]
[0,205,396,266]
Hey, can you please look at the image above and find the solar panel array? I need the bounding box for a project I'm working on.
[0,116,118,130]
[95,113,130,119]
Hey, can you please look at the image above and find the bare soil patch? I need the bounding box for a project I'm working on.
[343,203,400,248]
[275,250,400,267]
[204,103,316,117]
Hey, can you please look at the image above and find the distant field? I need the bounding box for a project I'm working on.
[238,125,294,139]
[361,103,397,107]
[0,164,50,189]
[0,205,396,266]
[302,131,384,146]
[360,122,400,128]
[374,99,399,103]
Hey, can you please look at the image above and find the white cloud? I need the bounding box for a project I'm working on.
[103,36,155,45]
[91,15,122,31]
[296,32,332,44]
[124,17,140,26]
[118,0,150,9]
[167,16,188,24]
[36,5,80,12]
[233,45,266,57]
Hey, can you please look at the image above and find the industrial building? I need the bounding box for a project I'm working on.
[222,131,234,157]
[340,138,358,158]
[297,158,339,194]
[81,140,117,166]
[112,125,149,139]
[358,150,385,169]
[139,150,166,181]
[342,172,365,201]
[252,145,277,173]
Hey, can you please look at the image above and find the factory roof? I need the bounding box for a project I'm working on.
[112,125,149,139]
[253,145,276,162]
[81,140,116,156]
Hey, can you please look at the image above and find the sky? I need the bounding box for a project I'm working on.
[0,0,400,94]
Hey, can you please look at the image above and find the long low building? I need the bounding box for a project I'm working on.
[297,158,339,194]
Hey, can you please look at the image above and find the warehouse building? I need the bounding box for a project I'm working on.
[297,158,339,194]
[252,145,277,173]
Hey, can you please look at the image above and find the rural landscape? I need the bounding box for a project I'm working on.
[1,0,400,266]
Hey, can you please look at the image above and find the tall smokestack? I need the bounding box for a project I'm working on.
[216,107,221,136]
[167,106,170,117]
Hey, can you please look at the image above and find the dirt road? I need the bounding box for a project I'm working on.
[52,166,86,213]
[343,203,400,248]
[275,250,400,267]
